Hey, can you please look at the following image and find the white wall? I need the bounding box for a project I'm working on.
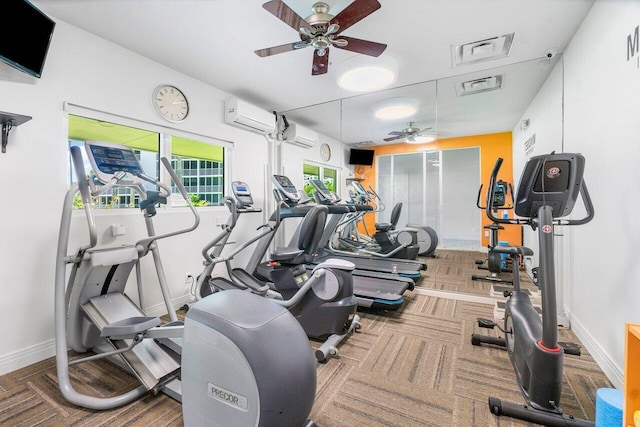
[0,19,345,374]
[512,0,640,388]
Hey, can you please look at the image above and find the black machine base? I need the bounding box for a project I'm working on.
[488,397,594,426]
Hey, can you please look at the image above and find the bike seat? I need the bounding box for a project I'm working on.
[491,245,533,256]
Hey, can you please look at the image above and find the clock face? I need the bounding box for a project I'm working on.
[153,85,189,122]
[321,143,331,161]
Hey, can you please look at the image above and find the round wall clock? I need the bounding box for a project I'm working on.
[152,84,189,122]
[320,143,331,161]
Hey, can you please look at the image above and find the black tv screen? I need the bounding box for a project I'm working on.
[0,1,56,78]
[349,148,375,166]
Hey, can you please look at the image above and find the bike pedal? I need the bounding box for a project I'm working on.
[559,341,581,356]
[477,318,496,329]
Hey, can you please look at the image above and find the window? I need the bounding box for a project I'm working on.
[67,113,226,209]
[303,163,338,200]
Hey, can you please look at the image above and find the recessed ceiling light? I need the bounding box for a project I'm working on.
[375,105,417,120]
[374,97,418,120]
[337,56,397,93]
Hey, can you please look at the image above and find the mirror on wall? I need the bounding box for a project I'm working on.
[281,55,562,294]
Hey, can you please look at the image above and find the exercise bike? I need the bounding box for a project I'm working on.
[56,142,317,426]
[471,153,594,426]
[472,179,517,284]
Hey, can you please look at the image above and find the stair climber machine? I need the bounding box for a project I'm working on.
[308,178,427,280]
[194,180,361,362]
[472,179,518,285]
[471,153,595,426]
[262,175,416,311]
[56,142,317,426]
[348,180,439,258]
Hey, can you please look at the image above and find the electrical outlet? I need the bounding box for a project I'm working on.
[215,217,224,225]
[185,272,194,283]
[484,230,490,237]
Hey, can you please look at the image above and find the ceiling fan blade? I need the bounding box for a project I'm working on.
[312,49,329,75]
[262,0,315,34]
[254,41,309,57]
[387,131,405,136]
[334,36,387,57]
[415,127,434,135]
[329,0,381,33]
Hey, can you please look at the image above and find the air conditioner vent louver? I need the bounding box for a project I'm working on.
[452,33,515,67]
[455,75,503,97]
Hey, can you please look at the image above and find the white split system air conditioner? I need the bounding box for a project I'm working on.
[224,98,275,135]
[284,122,319,148]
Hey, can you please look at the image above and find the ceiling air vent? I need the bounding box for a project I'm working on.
[451,33,515,67]
[455,75,503,97]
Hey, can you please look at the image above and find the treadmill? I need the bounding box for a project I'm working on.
[246,175,415,311]
[306,178,427,279]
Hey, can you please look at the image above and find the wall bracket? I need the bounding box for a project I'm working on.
[0,111,32,153]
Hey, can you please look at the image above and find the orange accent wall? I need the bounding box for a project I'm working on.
[355,132,521,248]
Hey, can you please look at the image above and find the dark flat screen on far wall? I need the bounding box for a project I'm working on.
[349,149,374,166]
[0,0,56,78]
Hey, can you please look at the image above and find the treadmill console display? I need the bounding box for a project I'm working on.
[309,179,330,195]
[271,174,300,203]
[231,181,254,207]
[309,179,340,204]
[85,141,145,185]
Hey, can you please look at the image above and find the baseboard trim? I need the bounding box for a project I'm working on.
[568,311,623,389]
[0,339,55,376]
[1,293,195,377]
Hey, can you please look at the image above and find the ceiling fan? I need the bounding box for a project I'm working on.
[254,0,387,75]
[384,122,434,143]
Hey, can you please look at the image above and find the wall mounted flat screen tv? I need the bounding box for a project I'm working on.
[348,148,375,166]
[0,0,56,78]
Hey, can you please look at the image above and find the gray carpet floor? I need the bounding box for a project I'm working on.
[0,249,612,426]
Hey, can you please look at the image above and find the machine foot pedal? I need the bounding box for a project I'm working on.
[559,341,581,356]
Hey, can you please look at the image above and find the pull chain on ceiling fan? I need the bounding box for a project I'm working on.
[254,0,387,75]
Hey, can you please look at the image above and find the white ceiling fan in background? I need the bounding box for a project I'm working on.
[383,121,435,143]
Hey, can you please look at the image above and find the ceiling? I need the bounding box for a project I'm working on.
[32,0,595,146]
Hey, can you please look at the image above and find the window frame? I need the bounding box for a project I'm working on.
[303,161,339,200]
[64,102,233,210]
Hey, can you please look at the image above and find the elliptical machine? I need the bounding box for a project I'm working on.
[194,180,361,362]
[56,142,317,426]
[471,153,595,426]
[472,180,517,284]
[345,180,439,258]
[310,179,421,260]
